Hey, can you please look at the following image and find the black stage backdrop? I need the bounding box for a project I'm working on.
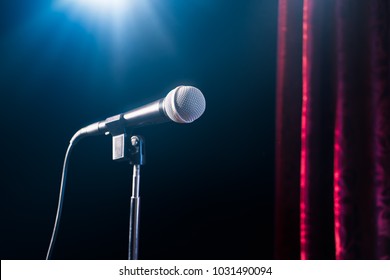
[0,0,277,260]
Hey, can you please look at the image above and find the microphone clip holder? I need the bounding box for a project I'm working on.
[104,114,130,162]
[110,131,146,164]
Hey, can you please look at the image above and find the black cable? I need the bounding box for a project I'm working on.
[46,140,76,260]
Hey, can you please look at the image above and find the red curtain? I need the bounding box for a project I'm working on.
[275,0,390,259]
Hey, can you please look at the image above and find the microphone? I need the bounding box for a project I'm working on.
[71,85,206,143]
[46,86,204,259]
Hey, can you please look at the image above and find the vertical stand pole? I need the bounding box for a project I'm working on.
[127,136,145,260]
[128,165,140,260]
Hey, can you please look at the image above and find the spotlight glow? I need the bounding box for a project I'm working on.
[51,0,171,71]
[54,0,134,19]
[72,0,129,13]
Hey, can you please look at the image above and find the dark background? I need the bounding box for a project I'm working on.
[0,0,277,259]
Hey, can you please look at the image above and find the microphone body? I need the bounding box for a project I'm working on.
[71,86,205,143]
[77,98,166,136]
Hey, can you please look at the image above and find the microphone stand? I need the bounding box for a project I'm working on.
[127,136,144,260]
[105,116,145,260]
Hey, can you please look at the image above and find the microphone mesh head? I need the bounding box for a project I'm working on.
[163,86,206,123]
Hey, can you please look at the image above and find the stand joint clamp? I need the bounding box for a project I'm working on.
[129,136,145,166]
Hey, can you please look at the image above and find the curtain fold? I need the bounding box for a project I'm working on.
[275,0,390,259]
[370,0,390,260]
[275,0,303,260]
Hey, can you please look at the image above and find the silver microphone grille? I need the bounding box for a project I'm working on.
[163,86,206,123]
